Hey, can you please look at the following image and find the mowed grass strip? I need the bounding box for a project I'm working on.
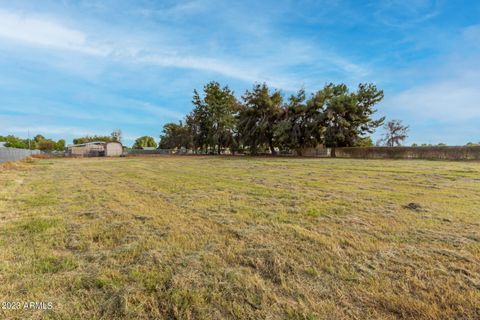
[0,157,479,319]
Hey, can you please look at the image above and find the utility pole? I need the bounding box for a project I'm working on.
[28,129,31,155]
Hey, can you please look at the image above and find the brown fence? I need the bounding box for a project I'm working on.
[334,146,480,160]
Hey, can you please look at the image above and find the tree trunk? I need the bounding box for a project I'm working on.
[269,140,276,155]
[331,147,336,158]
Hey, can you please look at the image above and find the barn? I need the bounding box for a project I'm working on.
[67,141,123,157]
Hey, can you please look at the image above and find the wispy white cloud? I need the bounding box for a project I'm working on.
[0,9,109,55]
[367,19,480,145]
[383,22,480,123]
[0,93,182,127]
[133,101,185,120]
[373,0,442,28]
[1,124,98,137]
[385,80,480,122]
[137,55,259,84]
[137,0,206,18]
[0,8,270,86]
[0,7,367,90]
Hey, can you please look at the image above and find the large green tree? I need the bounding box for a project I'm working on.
[34,135,65,151]
[187,82,238,154]
[309,83,384,156]
[275,89,323,155]
[133,136,157,149]
[55,139,66,151]
[37,139,56,151]
[159,121,192,149]
[34,134,45,143]
[186,99,209,153]
[1,135,30,149]
[238,83,283,155]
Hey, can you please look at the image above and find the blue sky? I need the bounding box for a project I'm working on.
[0,0,479,146]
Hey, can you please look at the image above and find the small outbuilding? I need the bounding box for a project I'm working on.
[105,141,123,156]
[67,141,123,157]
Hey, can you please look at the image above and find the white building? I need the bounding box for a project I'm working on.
[67,141,123,157]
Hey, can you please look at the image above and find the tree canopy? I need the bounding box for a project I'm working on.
[187,82,238,154]
[316,83,385,155]
[274,89,323,155]
[73,135,116,145]
[0,135,65,151]
[158,81,386,155]
[133,136,157,149]
[159,122,191,149]
[237,83,283,155]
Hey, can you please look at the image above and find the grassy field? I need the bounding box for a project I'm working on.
[0,156,479,319]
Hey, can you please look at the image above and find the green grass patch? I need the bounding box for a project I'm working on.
[19,217,62,234]
[36,255,78,273]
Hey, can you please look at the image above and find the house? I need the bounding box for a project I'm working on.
[0,142,6,148]
[67,141,123,157]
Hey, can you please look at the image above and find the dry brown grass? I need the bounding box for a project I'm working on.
[0,161,16,170]
[30,154,52,159]
[0,157,479,319]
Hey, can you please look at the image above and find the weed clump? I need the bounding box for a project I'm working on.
[403,202,428,212]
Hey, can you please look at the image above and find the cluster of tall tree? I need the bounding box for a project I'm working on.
[0,134,65,151]
[159,82,386,156]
